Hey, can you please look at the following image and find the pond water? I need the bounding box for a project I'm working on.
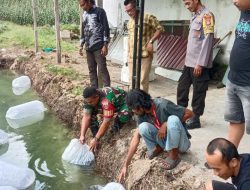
[0,70,107,190]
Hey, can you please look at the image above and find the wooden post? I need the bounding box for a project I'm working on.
[32,0,38,53]
[53,0,61,64]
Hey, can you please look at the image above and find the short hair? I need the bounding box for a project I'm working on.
[206,138,240,165]
[83,86,98,98]
[79,0,95,5]
[126,89,152,110]
[124,0,136,6]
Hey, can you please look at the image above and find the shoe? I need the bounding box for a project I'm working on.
[186,116,201,129]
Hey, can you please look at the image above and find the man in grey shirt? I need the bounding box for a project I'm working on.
[177,0,215,129]
[79,0,111,88]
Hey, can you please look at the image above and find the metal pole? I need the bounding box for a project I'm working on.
[131,0,140,89]
[136,0,144,89]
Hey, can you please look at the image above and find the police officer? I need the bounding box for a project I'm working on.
[177,0,215,129]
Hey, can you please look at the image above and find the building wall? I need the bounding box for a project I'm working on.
[104,0,240,65]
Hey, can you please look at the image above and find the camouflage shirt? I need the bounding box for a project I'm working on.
[83,87,127,121]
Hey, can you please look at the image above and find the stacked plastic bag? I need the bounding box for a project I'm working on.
[5,100,47,129]
[62,139,95,166]
[0,160,35,189]
[12,76,31,96]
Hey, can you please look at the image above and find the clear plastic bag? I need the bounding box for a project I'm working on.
[62,139,95,166]
[0,130,8,145]
[0,160,35,189]
[12,76,31,95]
[5,100,47,129]
[102,182,125,190]
[0,186,17,190]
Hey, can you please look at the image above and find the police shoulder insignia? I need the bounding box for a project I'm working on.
[203,12,215,35]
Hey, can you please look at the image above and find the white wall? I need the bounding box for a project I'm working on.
[104,0,240,64]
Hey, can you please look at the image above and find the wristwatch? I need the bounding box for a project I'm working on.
[149,39,154,44]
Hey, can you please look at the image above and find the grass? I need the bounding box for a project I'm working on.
[45,64,81,80]
[71,86,82,96]
[0,21,78,52]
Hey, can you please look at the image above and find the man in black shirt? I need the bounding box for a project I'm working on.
[225,0,250,148]
[205,138,250,190]
[79,0,111,88]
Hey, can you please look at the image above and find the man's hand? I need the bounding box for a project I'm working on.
[158,123,167,139]
[79,135,86,144]
[89,138,98,152]
[101,45,108,57]
[193,64,202,77]
[118,166,127,183]
[79,47,83,56]
[146,42,154,55]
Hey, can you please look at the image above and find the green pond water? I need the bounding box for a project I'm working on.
[0,70,107,190]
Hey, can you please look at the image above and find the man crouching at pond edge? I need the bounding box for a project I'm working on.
[118,89,193,182]
[80,86,132,152]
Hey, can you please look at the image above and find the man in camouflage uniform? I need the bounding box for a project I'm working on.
[177,0,215,129]
[79,86,131,151]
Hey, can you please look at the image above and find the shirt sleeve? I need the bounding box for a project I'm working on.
[80,14,85,47]
[83,104,92,114]
[165,100,185,120]
[197,12,215,67]
[101,98,115,118]
[148,14,164,32]
[99,9,110,43]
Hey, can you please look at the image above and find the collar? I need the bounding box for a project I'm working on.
[192,5,205,20]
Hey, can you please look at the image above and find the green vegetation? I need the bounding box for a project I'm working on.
[0,21,77,52]
[0,0,79,25]
[71,86,82,96]
[45,64,81,80]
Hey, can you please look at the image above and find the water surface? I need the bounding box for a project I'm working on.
[0,70,106,190]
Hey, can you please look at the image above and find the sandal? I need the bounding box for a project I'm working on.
[162,157,181,170]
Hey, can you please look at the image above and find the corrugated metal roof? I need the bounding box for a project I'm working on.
[157,34,220,71]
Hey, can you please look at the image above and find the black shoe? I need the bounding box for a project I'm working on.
[186,116,201,130]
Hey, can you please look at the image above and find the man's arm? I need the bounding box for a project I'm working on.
[146,15,164,54]
[89,118,111,151]
[79,15,85,56]
[79,112,91,144]
[100,9,110,56]
[194,13,215,77]
[118,129,141,182]
[182,108,194,122]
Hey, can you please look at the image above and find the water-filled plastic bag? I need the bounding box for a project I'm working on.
[62,139,94,166]
[0,130,8,145]
[0,186,17,190]
[103,182,125,190]
[0,160,35,189]
[12,76,31,95]
[5,100,47,129]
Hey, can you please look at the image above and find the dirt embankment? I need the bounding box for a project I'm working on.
[0,50,209,190]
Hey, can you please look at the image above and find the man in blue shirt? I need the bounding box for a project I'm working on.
[225,0,250,148]
[118,89,193,182]
[205,138,250,190]
[79,0,111,88]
